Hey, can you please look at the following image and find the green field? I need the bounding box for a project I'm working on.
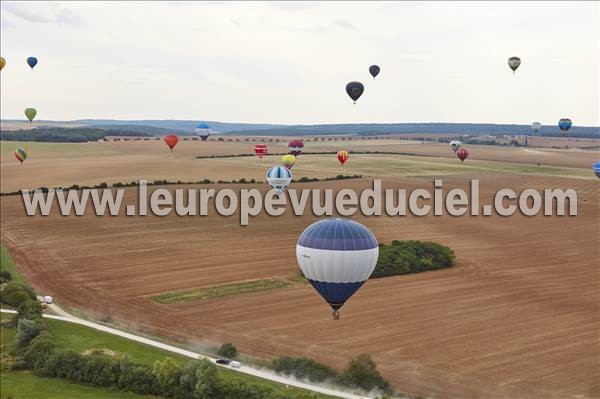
[1,371,159,399]
[150,278,291,304]
[0,245,28,288]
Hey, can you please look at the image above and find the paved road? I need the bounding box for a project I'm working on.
[1,307,370,399]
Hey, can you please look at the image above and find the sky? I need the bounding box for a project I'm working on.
[0,1,598,126]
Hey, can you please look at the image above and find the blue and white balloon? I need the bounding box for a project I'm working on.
[194,122,214,141]
[296,218,379,319]
[266,166,292,193]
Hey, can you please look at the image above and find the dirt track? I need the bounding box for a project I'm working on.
[1,174,598,399]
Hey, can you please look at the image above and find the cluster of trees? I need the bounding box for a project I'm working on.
[373,240,455,278]
[0,127,153,143]
[271,354,392,394]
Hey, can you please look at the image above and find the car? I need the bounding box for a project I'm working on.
[215,359,231,365]
[229,361,241,368]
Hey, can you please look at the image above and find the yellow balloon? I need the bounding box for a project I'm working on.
[281,154,296,169]
[0,57,6,71]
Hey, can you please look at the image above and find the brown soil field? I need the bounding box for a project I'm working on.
[1,139,597,192]
[1,174,598,399]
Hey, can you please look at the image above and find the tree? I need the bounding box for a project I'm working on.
[25,331,56,374]
[1,282,36,308]
[0,270,12,282]
[341,354,390,393]
[195,358,220,398]
[153,357,181,397]
[15,318,44,348]
[217,343,238,359]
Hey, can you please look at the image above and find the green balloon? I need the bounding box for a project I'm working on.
[24,108,37,123]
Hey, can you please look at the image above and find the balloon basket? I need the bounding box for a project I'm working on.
[332,310,340,320]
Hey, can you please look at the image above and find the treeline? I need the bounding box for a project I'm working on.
[373,240,455,278]
[271,355,392,395]
[0,175,363,196]
[0,127,153,143]
[226,122,600,139]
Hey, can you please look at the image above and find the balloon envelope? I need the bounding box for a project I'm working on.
[288,139,304,156]
[281,154,296,169]
[0,57,5,71]
[558,118,572,132]
[15,148,27,164]
[369,65,380,78]
[531,122,542,133]
[450,140,461,152]
[27,57,38,69]
[254,144,268,158]
[24,108,37,123]
[164,134,179,151]
[194,123,212,141]
[345,82,364,103]
[508,56,521,73]
[456,148,469,162]
[296,218,379,318]
[266,166,292,192]
[593,161,600,179]
[337,150,349,166]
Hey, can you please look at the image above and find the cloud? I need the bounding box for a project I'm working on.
[2,2,81,25]
[333,19,358,31]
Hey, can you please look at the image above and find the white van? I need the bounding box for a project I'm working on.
[43,296,53,304]
[229,361,241,368]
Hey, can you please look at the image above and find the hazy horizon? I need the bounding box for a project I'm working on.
[1,1,598,126]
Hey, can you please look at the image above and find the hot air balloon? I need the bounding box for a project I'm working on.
[531,122,542,134]
[337,150,348,166]
[508,56,520,74]
[281,154,296,169]
[15,148,27,164]
[296,218,379,319]
[288,139,304,156]
[558,118,572,133]
[194,122,213,141]
[593,161,600,179]
[24,108,37,123]
[163,134,179,151]
[0,57,6,71]
[27,57,38,69]
[346,82,364,104]
[254,144,268,159]
[266,166,292,193]
[450,140,461,152]
[369,65,380,79]
[456,147,469,162]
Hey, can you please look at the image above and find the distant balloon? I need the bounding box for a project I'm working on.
[558,118,572,133]
[508,56,521,74]
[266,166,292,193]
[369,65,380,79]
[163,134,179,151]
[0,57,5,71]
[337,150,349,166]
[345,81,364,104]
[15,148,27,164]
[288,139,304,156]
[531,122,542,134]
[254,144,268,159]
[194,122,212,141]
[296,218,379,319]
[593,161,600,179]
[281,154,296,169]
[450,140,461,152]
[456,147,469,162]
[27,57,38,69]
[24,108,37,123]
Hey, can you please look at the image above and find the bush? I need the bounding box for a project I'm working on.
[24,331,56,372]
[217,343,238,359]
[0,270,12,282]
[1,282,36,308]
[15,318,44,349]
[17,300,43,322]
[341,353,390,393]
[194,358,220,399]
[271,357,338,382]
[373,240,454,278]
[153,357,181,397]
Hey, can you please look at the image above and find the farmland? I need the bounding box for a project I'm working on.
[0,138,598,398]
